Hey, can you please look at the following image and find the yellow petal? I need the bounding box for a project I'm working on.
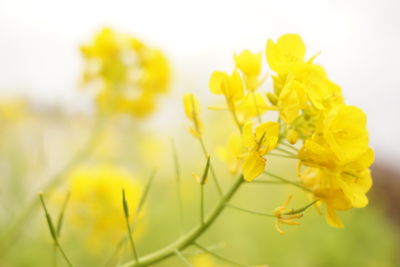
[234,50,262,77]
[209,71,228,95]
[242,152,266,181]
[325,205,344,228]
[183,93,200,120]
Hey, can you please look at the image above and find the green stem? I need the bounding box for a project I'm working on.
[274,147,297,157]
[198,138,223,197]
[230,106,243,133]
[122,190,139,263]
[171,139,184,233]
[119,175,244,267]
[39,193,73,267]
[174,249,193,266]
[225,204,274,218]
[268,153,297,159]
[251,92,262,124]
[200,186,205,225]
[56,243,74,267]
[56,192,71,237]
[279,141,299,152]
[263,171,311,192]
[285,199,319,215]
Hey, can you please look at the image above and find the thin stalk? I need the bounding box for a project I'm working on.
[132,168,157,227]
[225,204,274,218]
[119,175,244,267]
[251,92,262,124]
[199,156,210,225]
[285,199,319,215]
[198,138,223,197]
[174,249,193,266]
[274,147,297,157]
[122,190,139,263]
[279,141,299,152]
[56,192,71,237]
[171,139,184,233]
[183,243,225,255]
[193,242,247,267]
[39,193,73,267]
[268,153,297,159]
[229,106,243,133]
[200,186,205,225]
[104,237,127,267]
[250,180,287,184]
[105,169,156,266]
[263,171,311,192]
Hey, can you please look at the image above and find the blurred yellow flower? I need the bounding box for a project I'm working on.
[217,133,243,175]
[81,27,170,118]
[236,93,272,123]
[183,93,203,138]
[209,70,244,110]
[234,50,262,91]
[67,165,142,252]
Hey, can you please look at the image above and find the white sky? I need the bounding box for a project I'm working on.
[0,0,399,166]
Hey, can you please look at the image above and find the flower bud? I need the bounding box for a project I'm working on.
[286,129,299,144]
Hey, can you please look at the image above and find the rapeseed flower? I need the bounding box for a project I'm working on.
[241,121,279,181]
[66,165,142,251]
[81,27,170,117]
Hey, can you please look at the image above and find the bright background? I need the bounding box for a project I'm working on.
[1,0,400,166]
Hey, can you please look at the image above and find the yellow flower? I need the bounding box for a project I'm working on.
[209,70,244,109]
[274,195,303,235]
[235,50,262,77]
[276,73,307,124]
[241,121,280,181]
[300,105,370,167]
[296,64,343,111]
[183,93,203,138]
[81,27,170,118]
[298,104,374,227]
[234,50,262,91]
[66,165,142,252]
[321,105,369,163]
[217,133,243,175]
[266,34,306,74]
[299,167,351,228]
[235,93,272,123]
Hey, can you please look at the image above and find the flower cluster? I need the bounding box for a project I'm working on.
[184,33,373,229]
[81,27,170,117]
[66,165,142,251]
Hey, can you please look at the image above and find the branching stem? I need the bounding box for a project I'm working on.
[119,175,244,267]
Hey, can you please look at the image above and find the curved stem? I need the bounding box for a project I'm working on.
[119,175,244,267]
